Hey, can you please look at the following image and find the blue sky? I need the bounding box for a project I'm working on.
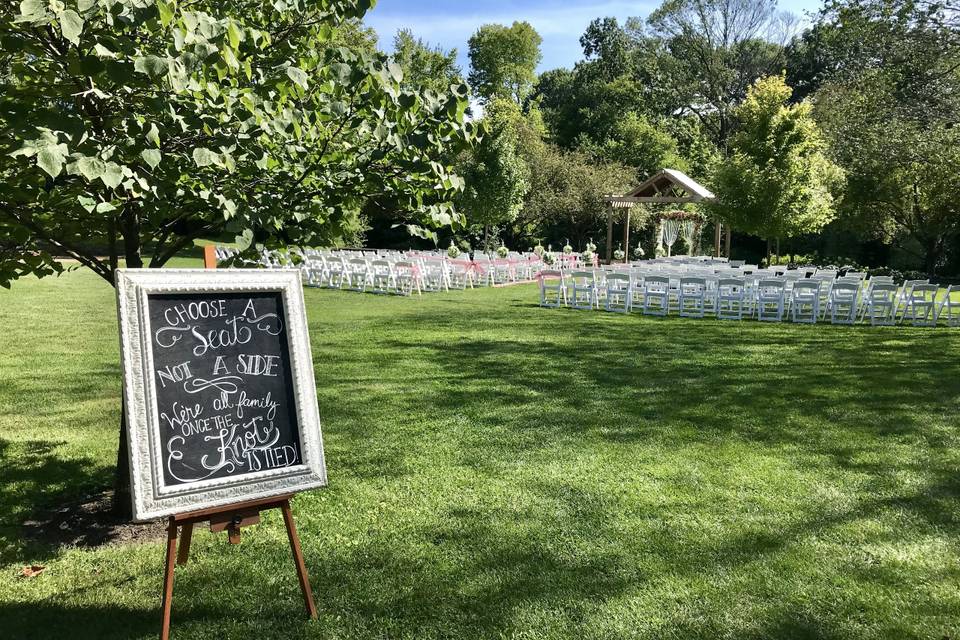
[365,0,824,74]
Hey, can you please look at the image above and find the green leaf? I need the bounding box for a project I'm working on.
[77,0,96,12]
[234,228,254,250]
[95,201,118,213]
[192,147,221,167]
[58,9,83,46]
[145,123,160,147]
[134,55,169,79]
[101,162,124,189]
[227,19,243,49]
[37,146,66,178]
[93,43,116,58]
[9,142,37,158]
[17,0,45,22]
[387,60,403,83]
[286,66,309,90]
[68,156,106,182]
[76,195,97,212]
[141,148,161,169]
[157,0,174,27]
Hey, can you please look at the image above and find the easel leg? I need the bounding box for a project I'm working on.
[280,500,318,619]
[160,517,178,640]
[176,523,193,566]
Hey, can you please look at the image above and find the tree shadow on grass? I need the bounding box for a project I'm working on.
[0,438,145,566]
[0,603,154,640]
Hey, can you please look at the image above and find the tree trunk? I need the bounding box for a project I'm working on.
[775,237,781,265]
[766,238,772,265]
[724,227,731,258]
[121,209,143,269]
[924,236,942,279]
[112,402,133,519]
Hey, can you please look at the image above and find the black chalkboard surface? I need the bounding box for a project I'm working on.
[147,292,302,487]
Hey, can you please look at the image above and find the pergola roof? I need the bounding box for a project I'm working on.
[605,169,715,207]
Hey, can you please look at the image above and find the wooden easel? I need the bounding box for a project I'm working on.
[160,494,317,640]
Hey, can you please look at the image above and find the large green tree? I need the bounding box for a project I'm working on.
[467,21,542,103]
[0,0,476,514]
[578,112,687,182]
[522,145,636,251]
[807,0,960,275]
[0,0,475,290]
[709,75,844,256]
[647,0,796,151]
[391,28,462,95]
[456,116,530,250]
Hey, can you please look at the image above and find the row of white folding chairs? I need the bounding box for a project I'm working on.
[539,270,958,326]
[602,269,878,318]
[302,256,449,294]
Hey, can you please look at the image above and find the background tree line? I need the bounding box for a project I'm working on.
[370,0,960,277]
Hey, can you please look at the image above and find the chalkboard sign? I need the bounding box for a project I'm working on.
[117,270,326,521]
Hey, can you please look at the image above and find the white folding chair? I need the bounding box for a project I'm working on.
[902,284,938,326]
[368,260,394,294]
[894,279,928,321]
[828,281,859,324]
[604,273,632,313]
[863,283,898,325]
[936,285,960,326]
[790,280,821,324]
[756,279,786,322]
[716,278,746,320]
[324,256,347,289]
[420,259,449,292]
[539,270,566,308]
[643,276,670,316]
[678,277,707,318]
[345,258,369,292]
[567,271,598,310]
[393,261,422,296]
[628,272,645,312]
[447,260,474,290]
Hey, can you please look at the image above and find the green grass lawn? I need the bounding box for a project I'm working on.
[1,264,959,639]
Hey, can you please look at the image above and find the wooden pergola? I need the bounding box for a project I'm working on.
[603,169,717,263]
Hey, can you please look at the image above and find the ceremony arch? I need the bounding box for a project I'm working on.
[603,169,716,263]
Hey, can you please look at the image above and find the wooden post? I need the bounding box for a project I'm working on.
[203,245,217,269]
[623,208,631,264]
[605,209,614,264]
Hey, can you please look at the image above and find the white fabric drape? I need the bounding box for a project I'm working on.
[662,219,682,257]
[681,220,696,255]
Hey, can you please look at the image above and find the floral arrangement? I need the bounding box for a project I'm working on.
[581,249,595,265]
[563,239,573,254]
[447,241,461,259]
[542,252,556,266]
[633,245,645,259]
[496,244,509,258]
[659,209,706,222]
[613,248,625,261]
[533,243,545,257]
[585,238,597,253]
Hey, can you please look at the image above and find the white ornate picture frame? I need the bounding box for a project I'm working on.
[116,269,326,521]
